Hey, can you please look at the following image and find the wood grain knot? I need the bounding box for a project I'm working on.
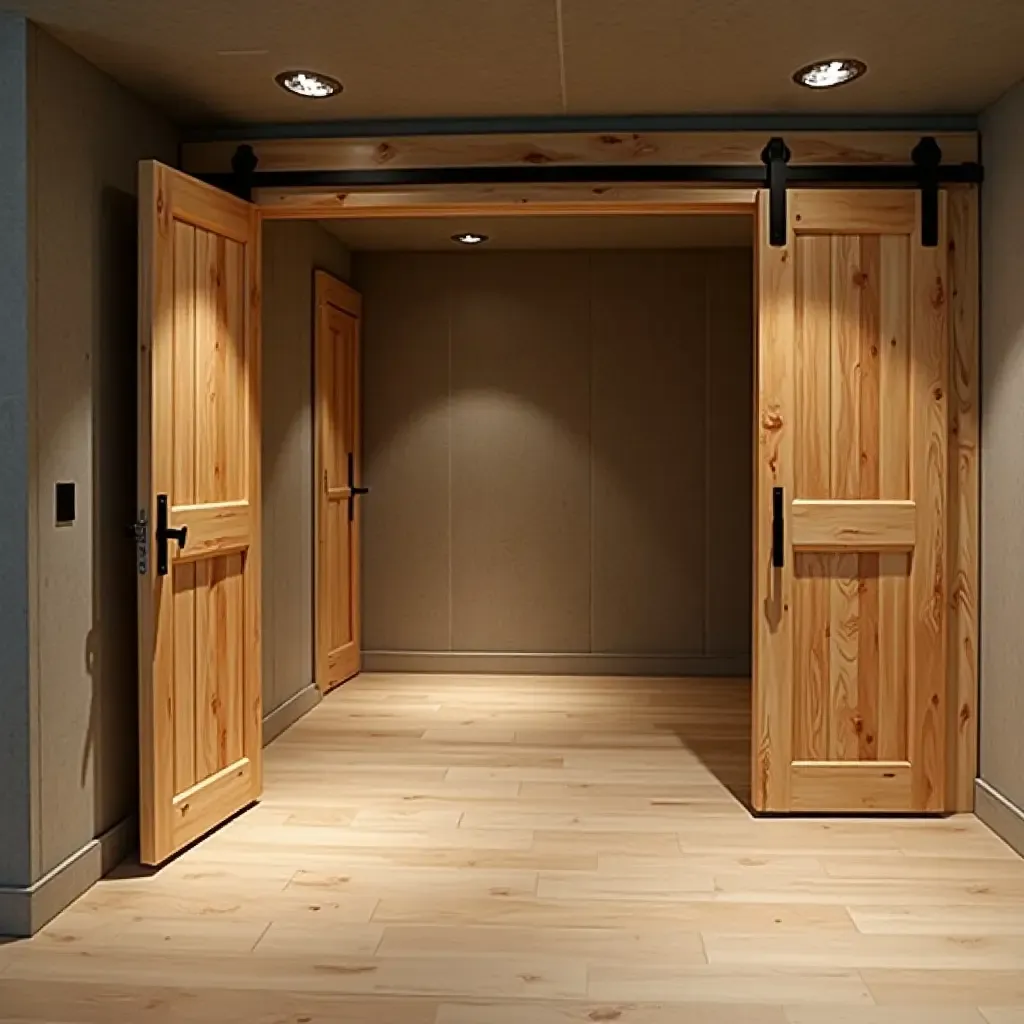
[374,142,396,164]
[599,135,625,145]
[934,387,944,402]
[762,410,783,432]
[854,271,869,289]
[960,702,972,726]
[932,278,947,309]
[589,1010,624,1022]
[523,151,556,165]
[931,693,940,707]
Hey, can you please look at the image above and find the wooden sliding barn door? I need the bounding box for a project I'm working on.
[754,190,949,813]
[137,162,262,864]
[314,272,363,692]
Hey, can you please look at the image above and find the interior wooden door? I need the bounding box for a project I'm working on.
[753,189,949,813]
[314,271,363,692]
[137,161,262,865]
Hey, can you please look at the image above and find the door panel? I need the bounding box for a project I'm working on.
[138,161,261,865]
[754,189,948,813]
[315,272,363,692]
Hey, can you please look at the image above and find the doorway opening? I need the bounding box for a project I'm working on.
[139,170,974,867]
[261,210,757,807]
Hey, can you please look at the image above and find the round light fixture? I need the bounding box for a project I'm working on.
[275,69,343,99]
[452,233,489,246]
[793,58,867,90]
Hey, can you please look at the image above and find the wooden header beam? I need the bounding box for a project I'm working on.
[250,185,759,220]
[182,130,979,178]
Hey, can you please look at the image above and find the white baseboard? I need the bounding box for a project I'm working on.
[976,778,1024,859]
[0,816,136,938]
[263,682,321,745]
[362,650,750,677]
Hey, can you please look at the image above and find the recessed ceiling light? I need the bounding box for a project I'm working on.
[274,70,343,99]
[793,58,867,90]
[452,233,489,246]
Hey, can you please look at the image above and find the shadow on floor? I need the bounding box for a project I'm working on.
[660,676,753,812]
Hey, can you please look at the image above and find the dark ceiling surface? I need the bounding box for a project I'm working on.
[5,0,1022,126]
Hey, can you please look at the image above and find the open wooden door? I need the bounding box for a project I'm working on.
[137,162,262,865]
[754,190,948,813]
[314,271,363,693]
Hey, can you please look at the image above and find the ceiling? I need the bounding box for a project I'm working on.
[319,214,753,251]
[7,0,1024,126]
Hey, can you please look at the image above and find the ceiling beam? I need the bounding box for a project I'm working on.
[183,130,979,178]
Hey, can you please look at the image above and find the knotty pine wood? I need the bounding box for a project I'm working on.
[909,195,950,812]
[1,674,1020,1023]
[789,500,917,551]
[947,187,980,812]
[181,131,979,178]
[314,272,363,693]
[137,161,262,865]
[254,185,758,220]
[754,190,952,812]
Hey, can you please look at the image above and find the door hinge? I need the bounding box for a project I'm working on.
[133,510,149,575]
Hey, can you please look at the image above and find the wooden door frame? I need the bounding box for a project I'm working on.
[313,270,364,694]
[251,180,977,812]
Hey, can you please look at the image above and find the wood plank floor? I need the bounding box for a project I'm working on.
[1,674,1022,1023]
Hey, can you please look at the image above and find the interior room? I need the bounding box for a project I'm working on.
[263,213,754,726]
[4,3,1024,1021]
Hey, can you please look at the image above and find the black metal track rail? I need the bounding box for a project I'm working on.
[213,136,982,247]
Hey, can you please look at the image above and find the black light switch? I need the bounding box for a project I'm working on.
[55,482,76,525]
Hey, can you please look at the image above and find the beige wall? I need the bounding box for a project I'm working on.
[979,78,1024,843]
[358,249,753,674]
[29,27,178,874]
[261,222,351,735]
[0,24,179,933]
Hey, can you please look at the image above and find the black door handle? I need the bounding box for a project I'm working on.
[772,486,785,569]
[156,493,188,576]
[347,452,369,521]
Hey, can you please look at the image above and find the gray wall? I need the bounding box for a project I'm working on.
[0,14,34,891]
[980,79,1024,823]
[358,249,753,673]
[28,27,179,880]
[262,222,351,726]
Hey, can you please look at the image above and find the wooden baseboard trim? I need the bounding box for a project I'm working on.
[975,778,1024,859]
[362,651,750,677]
[263,683,321,745]
[0,816,136,937]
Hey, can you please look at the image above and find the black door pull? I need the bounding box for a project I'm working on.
[772,486,785,569]
[156,493,188,576]
[347,452,369,521]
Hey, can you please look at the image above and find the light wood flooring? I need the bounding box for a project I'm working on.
[1,674,1022,1023]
